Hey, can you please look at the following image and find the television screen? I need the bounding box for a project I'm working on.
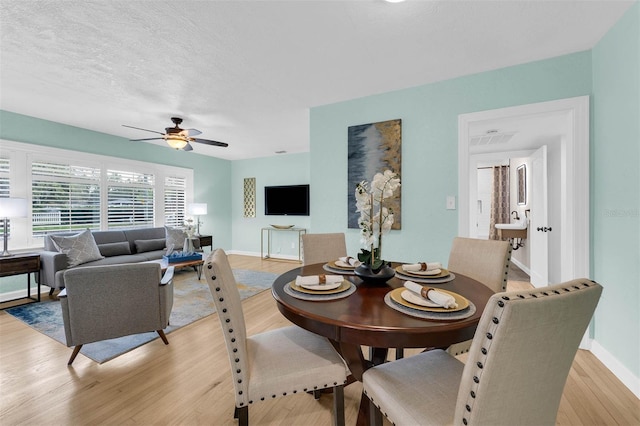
[264,184,310,216]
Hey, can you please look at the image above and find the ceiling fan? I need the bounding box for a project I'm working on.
[123,117,228,151]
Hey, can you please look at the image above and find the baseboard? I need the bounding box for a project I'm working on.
[227,250,301,262]
[590,340,640,399]
[510,257,531,277]
[0,287,49,303]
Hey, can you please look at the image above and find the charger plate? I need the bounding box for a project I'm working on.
[285,281,356,301]
[290,280,351,294]
[323,263,356,275]
[395,265,450,278]
[384,292,476,321]
[328,260,357,270]
[388,287,469,313]
[395,270,456,284]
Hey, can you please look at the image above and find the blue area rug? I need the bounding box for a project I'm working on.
[5,269,278,364]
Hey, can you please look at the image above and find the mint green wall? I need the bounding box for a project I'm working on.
[592,2,639,378]
[231,153,310,257]
[310,51,592,265]
[0,110,232,249]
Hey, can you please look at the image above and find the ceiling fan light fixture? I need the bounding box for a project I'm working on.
[165,135,188,150]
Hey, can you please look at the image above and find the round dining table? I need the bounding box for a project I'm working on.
[271,262,495,426]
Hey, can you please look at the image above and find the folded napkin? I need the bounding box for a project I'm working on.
[338,256,361,267]
[402,262,442,272]
[404,281,458,309]
[296,274,343,287]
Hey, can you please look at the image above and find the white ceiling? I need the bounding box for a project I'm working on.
[0,0,634,161]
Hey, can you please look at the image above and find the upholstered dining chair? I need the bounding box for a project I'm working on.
[446,237,512,356]
[204,249,349,426]
[59,262,174,365]
[301,233,348,265]
[363,279,602,426]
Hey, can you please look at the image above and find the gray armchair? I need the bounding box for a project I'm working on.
[59,262,174,365]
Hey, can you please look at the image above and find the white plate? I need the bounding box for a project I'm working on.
[335,260,356,268]
[297,281,343,291]
[400,289,440,307]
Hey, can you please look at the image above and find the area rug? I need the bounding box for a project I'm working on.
[5,268,278,364]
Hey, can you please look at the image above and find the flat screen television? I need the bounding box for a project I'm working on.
[264,184,310,216]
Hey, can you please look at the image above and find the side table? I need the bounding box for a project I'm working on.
[0,253,41,308]
[197,235,213,251]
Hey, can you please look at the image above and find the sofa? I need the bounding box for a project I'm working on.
[40,226,198,292]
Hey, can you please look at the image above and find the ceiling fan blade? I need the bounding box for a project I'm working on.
[192,138,229,147]
[182,143,194,152]
[122,124,166,135]
[184,128,202,137]
[130,137,165,141]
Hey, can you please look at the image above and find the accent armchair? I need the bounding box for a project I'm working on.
[59,262,174,365]
[363,279,602,426]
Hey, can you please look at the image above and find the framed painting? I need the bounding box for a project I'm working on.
[347,118,402,229]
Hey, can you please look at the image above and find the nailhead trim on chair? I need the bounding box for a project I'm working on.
[363,390,396,426]
[460,279,597,425]
[206,260,349,412]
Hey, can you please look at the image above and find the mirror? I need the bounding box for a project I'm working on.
[517,164,526,205]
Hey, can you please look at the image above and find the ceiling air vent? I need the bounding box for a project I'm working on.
[470,130,517,146]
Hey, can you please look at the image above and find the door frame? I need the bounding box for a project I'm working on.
[458,96,590,283]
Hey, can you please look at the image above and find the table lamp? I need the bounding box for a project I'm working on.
[187,203,207,236]
[0,198,28,257]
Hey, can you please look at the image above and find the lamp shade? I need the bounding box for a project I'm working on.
[188,203,208,215]
[0,198,28,218]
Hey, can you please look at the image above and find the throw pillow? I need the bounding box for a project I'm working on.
[98,241,132,257]
[165,226,186,250]
[50,229,104,267]
[135,238,166,253]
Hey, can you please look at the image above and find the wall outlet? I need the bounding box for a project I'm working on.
[446,195,456,210]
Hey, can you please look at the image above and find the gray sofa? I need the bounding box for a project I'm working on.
[40,227,194,292]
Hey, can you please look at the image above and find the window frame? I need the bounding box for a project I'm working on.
[0,139,194,250]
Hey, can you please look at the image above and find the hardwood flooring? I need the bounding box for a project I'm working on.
[0,254,637,425]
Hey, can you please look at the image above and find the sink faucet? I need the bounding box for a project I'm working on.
[511,210,520,221]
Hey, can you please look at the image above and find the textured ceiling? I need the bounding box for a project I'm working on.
[0,0,634,160]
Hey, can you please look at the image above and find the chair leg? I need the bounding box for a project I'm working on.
[49,288,55,296]
[368,396,383,426]
[332,384,345,426]
[68,345,83,365]
[235,406,248,426]
[313,389,322,400]
[157,330,169,345]
[396,348,404,360]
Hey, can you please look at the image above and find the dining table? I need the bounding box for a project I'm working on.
[271,261,495,426]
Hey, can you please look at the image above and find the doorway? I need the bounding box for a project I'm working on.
[458,96,590,286]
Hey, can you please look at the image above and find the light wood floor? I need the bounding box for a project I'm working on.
[0,255,638,425]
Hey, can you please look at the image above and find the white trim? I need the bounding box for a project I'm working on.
[458,96,590,281]
[590,340,640,399]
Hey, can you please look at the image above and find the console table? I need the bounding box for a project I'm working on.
[0,253,41,308]
[260,227,306,262]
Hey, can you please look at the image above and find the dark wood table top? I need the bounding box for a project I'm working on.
[272,262,494,426]
[272,262,494,350]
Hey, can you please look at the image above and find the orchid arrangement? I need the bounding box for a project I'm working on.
[184,218,195,238]
[355,170,401,270]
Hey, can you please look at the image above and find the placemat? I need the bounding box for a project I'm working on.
[323,263,356,275]
[285,282,356,301]
[394,271,456,284]
[384,292,476,321]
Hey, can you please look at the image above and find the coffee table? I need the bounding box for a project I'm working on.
[150,258,204,280]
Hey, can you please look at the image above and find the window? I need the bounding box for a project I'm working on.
[164,176,186,228]
[107,169,155,229]
[31,161,101,235]
[3,139,193,249]
[0,158,9,237]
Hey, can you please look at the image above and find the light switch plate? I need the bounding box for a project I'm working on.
[446,196,456,210]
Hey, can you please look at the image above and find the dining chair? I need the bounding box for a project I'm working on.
[445,236,512,356]
[362,278,602,426]
[301,232,348,265]
[204,249,348,426]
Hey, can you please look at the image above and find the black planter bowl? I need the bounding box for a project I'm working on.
[354,263,395,285]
